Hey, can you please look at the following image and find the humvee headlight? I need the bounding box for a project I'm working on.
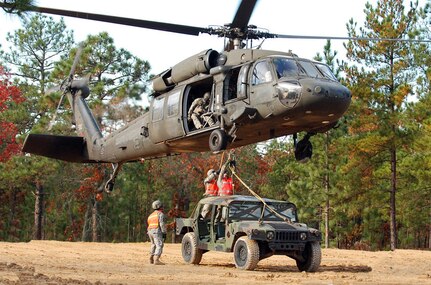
[266,231,275,240]
[252,229,260,236]
[300,232,307,240]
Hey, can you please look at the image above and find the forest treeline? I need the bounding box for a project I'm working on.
[0,0,430,250]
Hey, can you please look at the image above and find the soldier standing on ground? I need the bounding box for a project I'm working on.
[147,200,167,265]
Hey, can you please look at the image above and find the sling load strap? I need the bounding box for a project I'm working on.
[228,163,292,224]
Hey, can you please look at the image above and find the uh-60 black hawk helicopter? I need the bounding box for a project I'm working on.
[3,0,352,191]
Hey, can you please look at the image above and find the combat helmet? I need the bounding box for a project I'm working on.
[207,169,215,176]
[152,200,163,210]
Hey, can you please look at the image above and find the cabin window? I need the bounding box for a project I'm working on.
[298,60,321,78]
[224,67,240,101]
[252,61,273,85]
[152,96,164,122]
[167,91,180,117]
[274,58,299,78]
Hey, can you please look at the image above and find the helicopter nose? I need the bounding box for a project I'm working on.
[297,78,351,126]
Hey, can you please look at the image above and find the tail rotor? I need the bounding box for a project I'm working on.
[47,43,85,131]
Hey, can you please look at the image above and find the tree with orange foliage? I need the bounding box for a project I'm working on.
[0,66,24,162]
[75,165,109,242]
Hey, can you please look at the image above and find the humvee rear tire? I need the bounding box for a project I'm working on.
[233,236,259,270]
[181,232,203,265]
[209,129,227,152]
[296,241,321,272]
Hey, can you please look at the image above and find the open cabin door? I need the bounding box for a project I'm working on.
[149,89,185,143]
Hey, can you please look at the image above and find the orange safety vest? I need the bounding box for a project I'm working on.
[147,210,161,230]
[219,177,233,196]
[205,179,218,196]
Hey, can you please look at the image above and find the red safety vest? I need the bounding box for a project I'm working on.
[205,179,219,196]
[147,210,161,230]
[219,177,233,196]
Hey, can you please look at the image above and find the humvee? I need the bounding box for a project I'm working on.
[175,195,322,271]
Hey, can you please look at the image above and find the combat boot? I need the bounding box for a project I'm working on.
[153,255,165,265]
[149,255,154,264]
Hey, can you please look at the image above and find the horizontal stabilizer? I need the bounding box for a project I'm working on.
[22,134,95,163]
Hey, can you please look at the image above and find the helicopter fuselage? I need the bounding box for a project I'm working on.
[23,49,351,164]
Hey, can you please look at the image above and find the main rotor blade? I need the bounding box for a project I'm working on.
[231,0,258,29]
[0,3,208,36]
[69,43,83,79]
[273,33,431,43]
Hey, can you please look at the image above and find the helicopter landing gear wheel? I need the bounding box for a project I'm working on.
[209,129,228,152]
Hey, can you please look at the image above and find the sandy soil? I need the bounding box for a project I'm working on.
[0,241,430,285]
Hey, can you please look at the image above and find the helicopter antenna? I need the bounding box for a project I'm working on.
[255,38,266,50]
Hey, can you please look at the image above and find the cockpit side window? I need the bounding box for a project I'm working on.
[252,61,273,85]
[274,58,299,78]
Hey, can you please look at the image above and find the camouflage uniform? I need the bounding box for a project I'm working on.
[188,92,215,129]
[147,207,167,264]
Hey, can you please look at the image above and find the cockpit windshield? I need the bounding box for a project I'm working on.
[229,201,298,222]
[314,63,338,81]
[274,58,300,78]
[273,57,338,82]
[298,60,321,78]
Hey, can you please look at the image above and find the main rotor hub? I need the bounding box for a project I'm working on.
[206,24,275,50]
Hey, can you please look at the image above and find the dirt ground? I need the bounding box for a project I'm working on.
[0,241,430,285]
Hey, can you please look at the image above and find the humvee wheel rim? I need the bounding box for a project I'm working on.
[183,241,191,258]
[233,236,259,270]
[238,246,247,264]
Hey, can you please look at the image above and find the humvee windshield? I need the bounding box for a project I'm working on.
[228,201,297,222]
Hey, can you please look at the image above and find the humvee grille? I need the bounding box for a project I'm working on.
[275,231,300,241]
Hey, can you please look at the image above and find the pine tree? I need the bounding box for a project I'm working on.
[344,0,422,250]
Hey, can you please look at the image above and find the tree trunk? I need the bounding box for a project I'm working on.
[324,132,330,248]
[81,202,92,242]
[390,148,397,251]
[92,199,99,242]
[33,181,45,240]
[428,214,431,249]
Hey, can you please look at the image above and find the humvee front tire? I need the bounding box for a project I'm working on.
[233,236,259,270]
[296,241,321,272]
[182,232,203,264]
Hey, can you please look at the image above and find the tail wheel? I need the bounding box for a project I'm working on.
[181,232,203,265]
[296,241,321,272]
[233,236,259,270]
[209,129,228,152]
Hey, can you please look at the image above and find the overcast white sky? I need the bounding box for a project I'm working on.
[0,0,374,72]
[1,0,426,74]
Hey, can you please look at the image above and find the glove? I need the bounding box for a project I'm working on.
[229,160,236,168]
[162,233,167,241]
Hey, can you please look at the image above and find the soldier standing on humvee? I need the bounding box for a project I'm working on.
[217,161,234,196]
